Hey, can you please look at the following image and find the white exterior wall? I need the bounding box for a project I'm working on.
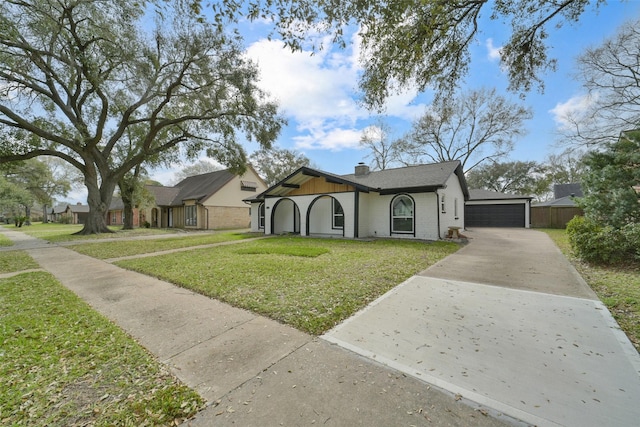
[261,192,356,237]
[438,173,466,236]
[254,184,467,240]
[359,192,440,240]
[249,201,262,232]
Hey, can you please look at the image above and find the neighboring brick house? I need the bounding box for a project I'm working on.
[131,166,267,230]
[50,203,90,224]
[107,197,141,227]
[246,161,468,241]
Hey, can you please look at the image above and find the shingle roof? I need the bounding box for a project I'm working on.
[553,183,583,199]
[145,185,181,206]
[341,161,464,192]
[468,189,532,200]
[171,169,235,204]
[251,160,469,200]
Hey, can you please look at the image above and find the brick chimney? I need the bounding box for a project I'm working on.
[355,162,370,176]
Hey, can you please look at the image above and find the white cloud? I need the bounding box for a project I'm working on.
[245,34,425,152]
[550,93,596,130]
[293,126,363,151]
[486,38,502,61]
[246,38,363,125]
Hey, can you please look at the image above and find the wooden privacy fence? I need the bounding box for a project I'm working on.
[531,206,583,229]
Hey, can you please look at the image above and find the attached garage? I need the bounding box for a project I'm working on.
[465,189,532,228]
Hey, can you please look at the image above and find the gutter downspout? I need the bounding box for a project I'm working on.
[436,192,441,240]
[202,205,209,230]
[354,190,359,238]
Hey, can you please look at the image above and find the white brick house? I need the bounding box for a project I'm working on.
[246,161,469,240]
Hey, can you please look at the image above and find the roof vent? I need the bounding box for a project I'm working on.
[355,162,370,176]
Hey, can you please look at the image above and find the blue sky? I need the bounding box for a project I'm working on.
[66,1,640,202]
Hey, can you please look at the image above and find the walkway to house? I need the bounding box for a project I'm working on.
[1,228,510,426]
[324,228,640,427]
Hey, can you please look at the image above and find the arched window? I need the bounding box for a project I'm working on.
[332,198,344,229]
[391,195,414,233]
[258,203,265,229]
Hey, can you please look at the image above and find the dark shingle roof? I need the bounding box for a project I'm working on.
[251,161,469,201]
[341,161,463,192]
[171,170,235,204]
[553,183,583,199]
[468,189,532,200]
[145,185,182,206]
[109,198,124,210]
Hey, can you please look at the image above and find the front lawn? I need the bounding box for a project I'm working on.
[544,229,640,352]
[0,233,13,247]
[0,271,204,426]
[68,232,261,259]
[116,237,459,335]
[0,251,40,274]
[9,222,180,243]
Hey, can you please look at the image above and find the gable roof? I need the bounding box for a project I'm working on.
[468,189,533,201]
[145,185,182,206]
[250,160,469,201]
[171,169,235,204]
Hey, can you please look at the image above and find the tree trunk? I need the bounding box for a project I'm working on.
[76,175,115,235]
[24,206,31,226]
[43,203,48,223]
[122,201,134,230]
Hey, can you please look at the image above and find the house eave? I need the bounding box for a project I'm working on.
[378,185,444,195]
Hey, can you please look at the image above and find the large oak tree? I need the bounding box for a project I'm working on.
[0,0,283,234]
[209,0,607,108]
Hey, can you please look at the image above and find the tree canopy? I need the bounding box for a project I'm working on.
[0,0,283,233]
[249,147,311,186]
[172,160,223,185]
[394,88,531,171]
[209,0,607,108]
[578,131,640,229]
[562,15,640,147]
[465,160,550,201]
[359,118,399,171]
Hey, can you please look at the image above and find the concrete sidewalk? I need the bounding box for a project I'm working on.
[2,228,510,426]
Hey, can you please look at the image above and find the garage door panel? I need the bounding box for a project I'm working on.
[465,204,525,227]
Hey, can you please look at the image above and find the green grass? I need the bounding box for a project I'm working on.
[10,222,180,243]
[68,232,262,259]
[0,251,40,274]
[116,237,459,335]
[0,271,204,426]
[543,228,640,352]
[0,233,13,247]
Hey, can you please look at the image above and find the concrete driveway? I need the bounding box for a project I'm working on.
[323,228,640,426]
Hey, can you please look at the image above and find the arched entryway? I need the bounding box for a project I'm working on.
[307,195,344,237]
[271,198,300,234]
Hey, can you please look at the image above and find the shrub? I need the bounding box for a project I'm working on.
[567,216,640,264]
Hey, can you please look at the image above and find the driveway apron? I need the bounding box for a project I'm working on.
[323,228,640,427]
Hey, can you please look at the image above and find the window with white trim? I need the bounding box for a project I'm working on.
[454,197,459,219]
[258,203,265,229]
[185,205,197,226]
[441,194,446,213]
[332,198,344,229]
[391,195,414,233]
